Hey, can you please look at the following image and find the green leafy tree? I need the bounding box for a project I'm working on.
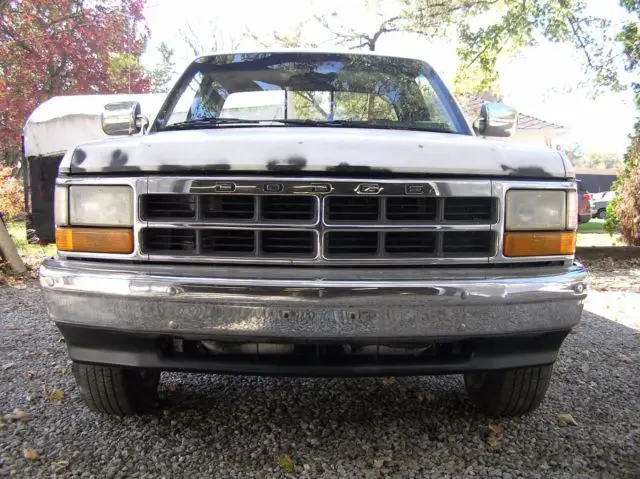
[557,143,586,168]
[453,0,620,94]
[605,0,640,241]
[257,1,624,95]
[150,42,176,93]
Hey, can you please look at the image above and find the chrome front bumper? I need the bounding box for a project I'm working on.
[40,260,588,341]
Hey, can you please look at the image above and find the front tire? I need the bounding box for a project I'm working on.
[464,365,553,417]
[72,363,160,416]
[597,208,607,219]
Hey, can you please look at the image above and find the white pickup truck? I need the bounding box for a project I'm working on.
[39,50,587,417]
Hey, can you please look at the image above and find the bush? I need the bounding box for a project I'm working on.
[0,166,25,219]
[606,137,640,245]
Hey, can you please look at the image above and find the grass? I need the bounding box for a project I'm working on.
[5,221,57,266]
[577,219,624,247]
[578,218,606,233]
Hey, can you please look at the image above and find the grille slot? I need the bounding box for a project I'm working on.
[201,230,255,254]
[444,197,493,221]
[385,232,436,255]
[443,231,492,255]
[326,231,379,256]
[262,196,314,221]
[142,194,195,219]
[201,195,255,220]
[386,197,437,221]
[143,229,195,253]
[261,231,314,256]
[327,197,380,222]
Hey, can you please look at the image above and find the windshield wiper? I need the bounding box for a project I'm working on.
[267,119,453,133]
[162,118,261,131]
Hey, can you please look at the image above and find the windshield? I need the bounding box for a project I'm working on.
[153,52,467,134]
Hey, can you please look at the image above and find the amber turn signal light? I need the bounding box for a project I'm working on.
[503,231,576,257]
[55,227,133,254]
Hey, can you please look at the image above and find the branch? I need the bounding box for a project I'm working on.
[567,14,594,69]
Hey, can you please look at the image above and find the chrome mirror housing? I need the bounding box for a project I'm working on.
[473,102,518,138]
[101,101,142,136]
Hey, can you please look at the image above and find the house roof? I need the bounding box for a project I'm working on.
[458,93,568,132]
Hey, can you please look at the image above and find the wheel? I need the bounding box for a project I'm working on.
[72,363,160,415]
[597,208,607,220]
[464,364,553,417]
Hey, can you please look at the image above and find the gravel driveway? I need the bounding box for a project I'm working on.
[1,270,639,478]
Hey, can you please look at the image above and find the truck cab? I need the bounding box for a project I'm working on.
[39,51,587,417]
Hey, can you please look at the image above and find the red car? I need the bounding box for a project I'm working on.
[577,180,592,224]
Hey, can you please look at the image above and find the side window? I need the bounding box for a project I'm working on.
[415,74,449,123]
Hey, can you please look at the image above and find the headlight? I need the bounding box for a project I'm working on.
[69,185,133,227]
[506,190,567,231]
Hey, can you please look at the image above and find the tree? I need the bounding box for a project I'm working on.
[557,142,586,167]
[0,0,150,164]
[180,21,240,58]
[150,42,176,93]
[262,0,623,96]
[606,0,640,242]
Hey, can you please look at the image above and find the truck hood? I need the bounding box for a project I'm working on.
[61,127,572,178]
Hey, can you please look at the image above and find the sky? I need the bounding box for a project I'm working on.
[141,0,638,154]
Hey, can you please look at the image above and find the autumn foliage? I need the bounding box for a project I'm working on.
[608,137,640,245]
[0,0,150,163]
[0,166,24,219]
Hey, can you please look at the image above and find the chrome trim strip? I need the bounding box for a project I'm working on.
[147,177,493,197]
[40,260,588,300]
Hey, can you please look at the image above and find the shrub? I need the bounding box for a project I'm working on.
[0,166,25,219]
[606,136,640,245]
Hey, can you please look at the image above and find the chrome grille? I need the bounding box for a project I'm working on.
[139,178,498,265]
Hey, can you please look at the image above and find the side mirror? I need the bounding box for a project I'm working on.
[473,102,518,138]
[101,101,143,136]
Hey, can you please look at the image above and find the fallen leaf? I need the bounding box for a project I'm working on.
[488,423,501,435]
[277,453,295,473]
[4,409,26,422]
[373,458,385,469]
[618,353,632,363]
[487,436,500,451]
[23,447,39,460]
[557,413,578,427]
[2,362,15,370]
[7,325,20,331]
[48,390,64,401]
[382,377,396,386]
[51,458,70,471]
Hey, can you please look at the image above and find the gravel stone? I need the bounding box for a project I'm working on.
[1,277,639,478]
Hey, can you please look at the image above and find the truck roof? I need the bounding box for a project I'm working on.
[194,48,435,69]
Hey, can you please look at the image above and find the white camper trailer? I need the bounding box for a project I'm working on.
[22,94,166,243]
